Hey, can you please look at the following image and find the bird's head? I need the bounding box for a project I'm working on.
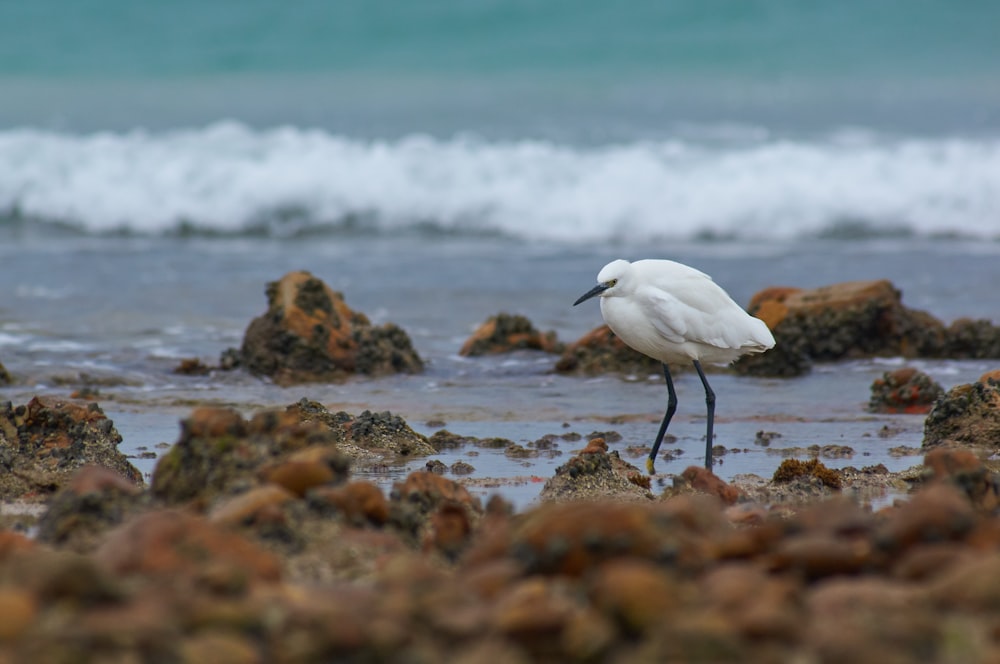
[573,259,630,305]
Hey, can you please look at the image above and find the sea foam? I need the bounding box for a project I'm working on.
[1,122,998,241]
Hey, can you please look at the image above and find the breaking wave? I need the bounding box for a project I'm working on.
[2,121,999,242]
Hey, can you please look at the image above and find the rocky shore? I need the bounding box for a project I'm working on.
[0,367,998,661]
[2,271,1000,661]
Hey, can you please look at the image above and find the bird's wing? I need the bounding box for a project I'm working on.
[640,280,758,351]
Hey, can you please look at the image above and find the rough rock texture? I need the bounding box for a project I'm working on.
[150,405,352,505]
[289,398,436,459]
[240,270,423,384]
[942,318,1000,358]
[923,374,1000,449]
[539,438,653,502]
[869,367,945,414]
[555,324,664,375]
[12,403,1000,660]
[152,408,350,503]
[460,312,563,356]
[737,280,1000,377]
[0,397,141,501]
[151,401,436,508]
[735,280,946,377]
[773,458,843,489]
[17,482,1000,661]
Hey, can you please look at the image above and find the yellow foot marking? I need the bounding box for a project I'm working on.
[645,457,655,475]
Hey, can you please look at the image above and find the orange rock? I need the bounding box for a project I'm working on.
[240,271,422,384]
[747,286,802,312]
[277,271,363,360]
[459,313,562,356]
[747,286,801,329]
[980,369,1000,384]
[680,466,741,505]
[768,279,900,313]
[747,279,948,367]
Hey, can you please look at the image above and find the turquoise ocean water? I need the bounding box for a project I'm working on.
[1,0,999,240]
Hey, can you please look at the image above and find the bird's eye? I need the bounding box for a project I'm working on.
[607,279,618,287]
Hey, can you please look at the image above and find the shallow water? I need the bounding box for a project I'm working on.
[2,234,998,509]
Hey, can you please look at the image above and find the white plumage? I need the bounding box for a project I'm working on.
[574,258,774,472]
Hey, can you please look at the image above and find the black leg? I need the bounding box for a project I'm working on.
[646,363,678,474]
[693,360,716,470]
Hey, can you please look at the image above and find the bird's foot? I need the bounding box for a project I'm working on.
[645,457,656,475]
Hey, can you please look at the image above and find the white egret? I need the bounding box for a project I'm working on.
[574,259,775,472]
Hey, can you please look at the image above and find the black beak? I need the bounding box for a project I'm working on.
[573,283,609,306]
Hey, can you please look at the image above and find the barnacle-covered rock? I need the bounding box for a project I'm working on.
[239,270,423,384]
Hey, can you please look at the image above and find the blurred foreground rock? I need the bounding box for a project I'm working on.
[460,312,562,356]
[0,397,141,501]
[9,442,1000,661]
[15,395,1000,661]
[239,270,423,385]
